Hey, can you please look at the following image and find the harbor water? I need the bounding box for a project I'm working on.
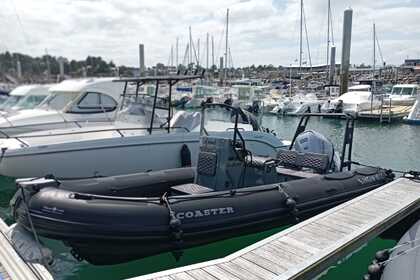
[0,115,419,280]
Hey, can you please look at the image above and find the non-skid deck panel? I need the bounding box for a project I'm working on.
[131,178,420,280]
[0,219,53,280]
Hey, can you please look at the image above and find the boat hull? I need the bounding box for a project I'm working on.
[0,131,286,178]
[13,167,393,265]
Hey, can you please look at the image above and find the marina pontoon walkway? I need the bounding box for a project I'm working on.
[132,177,420,280]
[0,219,52,280]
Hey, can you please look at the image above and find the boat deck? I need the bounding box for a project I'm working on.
[132,178,420,280]
[0,219,52,280]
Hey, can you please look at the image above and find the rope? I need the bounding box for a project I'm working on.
[377,240,420,267]
[160,192,183,260]
[18,187,51,268]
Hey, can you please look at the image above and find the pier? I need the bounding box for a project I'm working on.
[358,105,412,123]
[132,177,420,280]
[0,219,52,280]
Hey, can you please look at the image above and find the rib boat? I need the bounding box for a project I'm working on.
[11,108,394,265]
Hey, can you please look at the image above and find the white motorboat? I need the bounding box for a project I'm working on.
[0,75,288,179]
[271,93,324,116]
[0,84,51,115]
[0,78,123,137]
[384,84,419,106]
[321,85,380,115]
[2,84,53,116]
[184,84,222,108]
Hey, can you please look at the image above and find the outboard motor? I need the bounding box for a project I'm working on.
[293,130,340,172]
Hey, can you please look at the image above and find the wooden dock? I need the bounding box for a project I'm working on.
[0,219,52,280]
[358,105,412,123]
[131,178,420,280]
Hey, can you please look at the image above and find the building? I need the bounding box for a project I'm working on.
[404,59,420,66]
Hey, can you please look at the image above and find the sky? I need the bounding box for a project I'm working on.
[1,0,420,67]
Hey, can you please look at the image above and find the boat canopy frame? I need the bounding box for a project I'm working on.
[114,70,205,134]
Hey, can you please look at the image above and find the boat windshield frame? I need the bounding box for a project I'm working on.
[113,71,205,134]
[200,102,246,156]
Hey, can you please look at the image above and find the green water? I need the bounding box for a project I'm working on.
[0,115,419,279]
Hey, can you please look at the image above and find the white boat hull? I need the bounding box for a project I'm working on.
[0,131,286,178]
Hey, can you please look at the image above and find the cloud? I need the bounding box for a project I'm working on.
[1,0,419,67]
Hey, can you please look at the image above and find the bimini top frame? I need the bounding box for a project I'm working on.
[113,70,205,134]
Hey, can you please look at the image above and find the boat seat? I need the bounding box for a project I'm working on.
[171,183,213,195]
[276,149,330,174]
[197,151,217,176]
[300,152,330,174]
[277,149,299,168]
[244,155,277,169]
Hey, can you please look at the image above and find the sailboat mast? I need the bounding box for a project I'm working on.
[373,23,376,81]
[211,35,215,68]
[170,45,174,67]
[299,0,303,72]
[206,33,209,69]
[197,38,200,66]
[189,26,192,66]
[176,37,179,68]
[225,8,229,82]
[326,0,330,66]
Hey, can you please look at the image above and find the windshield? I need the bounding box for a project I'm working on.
[0,96,23,110]
[116,96,166,127]
[39,91,80,110]
[401,87,414,96]
[201,105,256,133]
[13,94,48,110]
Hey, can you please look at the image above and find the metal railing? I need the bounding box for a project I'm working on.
[6,126,191,148]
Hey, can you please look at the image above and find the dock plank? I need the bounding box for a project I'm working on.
[131,178,420,280]
[187,269,218,280]
[241,252,288,274]
[203,266,241,280]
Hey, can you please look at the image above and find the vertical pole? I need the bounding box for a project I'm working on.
[211,35,215,68]
[206,33,209,70]
[225,8,229,83]
[189,26,192,67]
[168,81,172,133]
[371,23,376,112]
[197,38,200,66]
[289,64,292,98]
[329,45,336,85]
[149,80,159,135]
[220,57,224,85]
[16,58,22,80]
[170,45,174,67]
[326,0,330,66]
[340,8,353,95]
[176,37,179,68]
[299,0,303,72]
[139,44,145,76]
